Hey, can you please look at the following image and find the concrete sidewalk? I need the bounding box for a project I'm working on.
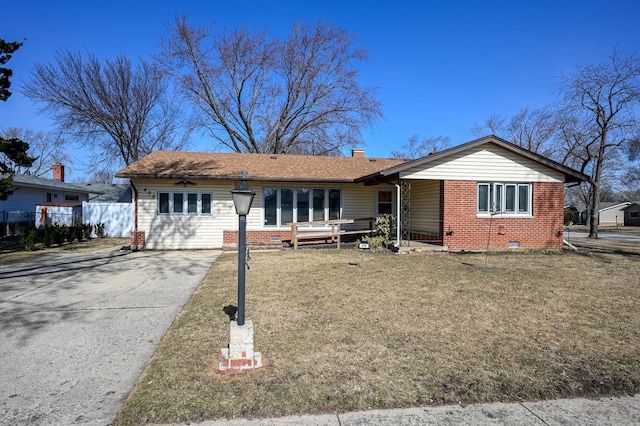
[160,394,640,425]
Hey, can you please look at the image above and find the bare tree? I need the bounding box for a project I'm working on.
[391,135,450,160]
[22,51,189,169]
[472,106,562,159]
[471,113,507,138]
[506,106,563,158]
[88,168,117,184]
[157,16,383,155]
[0,127,70,176]
[559,48,640,237]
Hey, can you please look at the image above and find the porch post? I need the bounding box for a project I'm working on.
[401,181,411,247]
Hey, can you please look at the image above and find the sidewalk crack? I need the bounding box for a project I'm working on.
[519,402,549,425]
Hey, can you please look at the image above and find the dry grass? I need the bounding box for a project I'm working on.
[0,236,129,263]
[114,240,640,425]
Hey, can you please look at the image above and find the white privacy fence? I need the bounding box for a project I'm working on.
[82,202,132,238]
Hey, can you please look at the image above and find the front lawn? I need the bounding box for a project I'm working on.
[114,240,640,425]
[0,236,129,263]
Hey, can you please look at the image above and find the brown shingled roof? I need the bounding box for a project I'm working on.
[115,150,407,182]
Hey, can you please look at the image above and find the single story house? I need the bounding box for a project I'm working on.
[597,201,632,226]
[115,135,588,251]
[623,202,640,227]
[0,163,93,236]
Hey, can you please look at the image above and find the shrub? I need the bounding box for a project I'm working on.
[73,225,84,242]
[356,214,396,251]
[43,228,54,247]
[66,225,75,243]
[564,208,577,226]
[94,223,106,238]
[82,224,93,240]
[52,224,66,245]
[20,227,39,251]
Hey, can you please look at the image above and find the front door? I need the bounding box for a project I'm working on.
[376,189,394,217]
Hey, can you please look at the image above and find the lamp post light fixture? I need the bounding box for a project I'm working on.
[230,172,255,326]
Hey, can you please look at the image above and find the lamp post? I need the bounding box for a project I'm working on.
[230,172,255,326]
[219,171,262,374]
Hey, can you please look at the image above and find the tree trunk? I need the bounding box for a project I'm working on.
[588,134,608,238]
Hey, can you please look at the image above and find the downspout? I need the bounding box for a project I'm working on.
[130,180,139,250]
[395,184,401,247]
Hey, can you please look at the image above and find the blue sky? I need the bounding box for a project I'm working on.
[2,0,639,180]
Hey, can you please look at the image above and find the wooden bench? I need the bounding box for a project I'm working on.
[290,219,373,249]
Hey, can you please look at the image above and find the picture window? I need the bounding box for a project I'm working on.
[263,187,342,226]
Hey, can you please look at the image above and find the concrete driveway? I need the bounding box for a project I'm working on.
[0,247,220,425]
[564,230,640,242]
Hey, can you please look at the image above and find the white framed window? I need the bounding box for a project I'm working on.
[157,192,214,216]
[478,183,532,216]
[263,187,342,226]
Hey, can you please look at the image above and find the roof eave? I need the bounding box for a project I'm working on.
[12,182,93,194]
[116,173,358,184]
[376,135,590,183]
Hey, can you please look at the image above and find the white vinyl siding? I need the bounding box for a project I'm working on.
[135,179,232,249]
[410,180,440,224]
[400,144,564,183]
[598,203,631,224]
[132,180,378,249]
[342,185,375,219]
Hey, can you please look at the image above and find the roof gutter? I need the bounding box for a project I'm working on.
[115,174,360,184]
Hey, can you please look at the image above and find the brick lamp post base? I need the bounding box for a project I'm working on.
[218,320,263,374]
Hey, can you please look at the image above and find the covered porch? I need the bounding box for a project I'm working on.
[365,176,444,249]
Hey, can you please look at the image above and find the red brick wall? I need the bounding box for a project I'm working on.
[441,180,565,251]
[223,230,292,249]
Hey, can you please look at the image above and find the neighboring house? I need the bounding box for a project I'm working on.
[597,202,631,226]
[81,183,133,238]
[0,163,93,236]
[84,183,132,203]
[623,202,640,227]
[115,136,588,251]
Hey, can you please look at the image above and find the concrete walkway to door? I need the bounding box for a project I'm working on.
[0,246,220,426]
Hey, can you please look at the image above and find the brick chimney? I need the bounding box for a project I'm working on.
[52,162,65,182]
[351,149,365,158]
